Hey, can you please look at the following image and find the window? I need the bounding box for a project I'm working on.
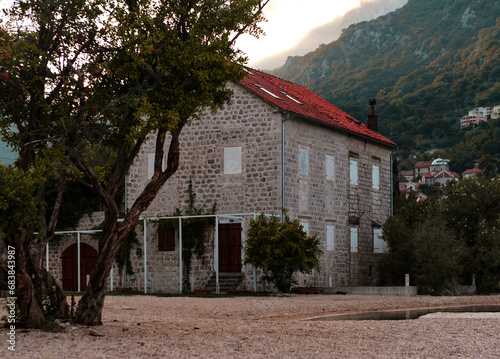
[326,155,334,181]
[224,146,242,174]
[372,164,380,190]
[350,227,358,252]
[158,226,176,251]
[350,159,358,186]
[147,153,155,179]
[299,148,308,176]
[373,228,386,253]
[147,153,165,179]
[327,225,335,251]
[300,222,309,235]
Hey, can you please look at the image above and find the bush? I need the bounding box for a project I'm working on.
[244,213,322,293]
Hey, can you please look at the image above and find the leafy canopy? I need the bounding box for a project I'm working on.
[244,213,322,293]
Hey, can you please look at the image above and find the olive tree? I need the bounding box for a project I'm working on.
[0,0,269,327]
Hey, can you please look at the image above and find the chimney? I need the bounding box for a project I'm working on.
[368,99,378,132]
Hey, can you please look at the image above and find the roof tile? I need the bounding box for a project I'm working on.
[239,68,396,147]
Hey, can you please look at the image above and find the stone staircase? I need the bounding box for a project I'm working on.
[205,273,244,293]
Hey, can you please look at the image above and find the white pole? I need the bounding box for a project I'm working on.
[179,218,183,294]
[110,266,114,291]
[215,216,219,294]
[45,243,49,272]
[144,219,147,293]
[77,232,81,292]
[253,267,257,292]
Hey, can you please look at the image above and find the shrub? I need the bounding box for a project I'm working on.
[244,213,322,293]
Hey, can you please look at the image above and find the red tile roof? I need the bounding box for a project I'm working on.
[463,168,483,175]
[238,68,396,147]
[414,161,432,168]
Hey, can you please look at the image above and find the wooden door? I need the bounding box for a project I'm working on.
[61,243,97,291]
[218,223,242,273]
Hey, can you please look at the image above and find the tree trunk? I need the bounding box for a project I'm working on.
[75,233,120,325]
[15,239,45,328]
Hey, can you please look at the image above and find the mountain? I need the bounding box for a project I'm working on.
[254,0,408,70]
[274,0,500,168]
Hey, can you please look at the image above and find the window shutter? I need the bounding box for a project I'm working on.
[147,153,155,179]
[373,228,385,253]
[300,148,309,176]
[350,227,358,252]
[301,222,309,235]
[350,159,358,186]
[326,155,334,181]
[372,164,380,190]
[327,225,335,251]
[224,147,242,174]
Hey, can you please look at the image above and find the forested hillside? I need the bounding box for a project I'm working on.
[275,0,500,172]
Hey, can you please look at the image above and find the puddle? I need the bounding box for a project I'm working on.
[311,305,500,321]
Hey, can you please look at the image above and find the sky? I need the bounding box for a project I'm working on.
[1,0,361,65]
[237,0,362,66]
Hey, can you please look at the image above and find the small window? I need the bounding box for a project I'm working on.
[300,148,308,176]
[350,159,358,186]
[158,226,176,251]
[327,225,335,251]
[373,228,385,253]
[350,227,358,253]
[224,146,242,174]
[372,164,380,190]
[300,222,309,236]
[326,155,334,181]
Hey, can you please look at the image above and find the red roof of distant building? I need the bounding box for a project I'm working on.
[414,161,432,168]
[239,68,396,147]
[400,170,414,176]
[463,168,483,175]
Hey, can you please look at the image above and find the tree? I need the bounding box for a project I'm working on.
[244,213,322,293]
[0,0,269,327]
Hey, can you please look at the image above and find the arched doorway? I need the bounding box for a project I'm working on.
[61,243,97,291]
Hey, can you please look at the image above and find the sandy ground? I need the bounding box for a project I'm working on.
[1,293,500,358]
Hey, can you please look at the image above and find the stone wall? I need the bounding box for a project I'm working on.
[283,117,393,288]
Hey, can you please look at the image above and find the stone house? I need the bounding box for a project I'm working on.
[48,68,396,293]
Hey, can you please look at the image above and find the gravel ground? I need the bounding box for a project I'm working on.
[1,294,499,358]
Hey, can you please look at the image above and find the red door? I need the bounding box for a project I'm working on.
[61,243,97,291]
[218,223,242,273]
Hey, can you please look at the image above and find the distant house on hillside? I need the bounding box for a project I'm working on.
[460,115,487,129]
[399,170,414,181]
[463,164,484,179]
[46,67,396,293]
[414,161,432,176]
[492,105,500,120]
[399,181,427,202]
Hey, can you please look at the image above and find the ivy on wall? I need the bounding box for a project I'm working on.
[154,179,216,291]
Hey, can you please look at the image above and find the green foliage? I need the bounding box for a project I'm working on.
[377,177,500,294]
[115,227,142,276]
[0,165,40,239]
[244,213,322,293]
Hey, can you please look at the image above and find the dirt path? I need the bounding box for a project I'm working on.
[2,294,499,358]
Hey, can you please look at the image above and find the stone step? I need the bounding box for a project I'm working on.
[205,273,244,293]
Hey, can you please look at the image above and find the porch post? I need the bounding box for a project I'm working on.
[144,219,147,293]
[215,215,219,294]
[179,217,183,294]
[77,232,81,292]
[45,243,49,272]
